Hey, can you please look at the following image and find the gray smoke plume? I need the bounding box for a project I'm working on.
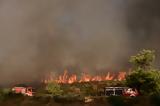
[126,0,160,67]
[0,0,159,85]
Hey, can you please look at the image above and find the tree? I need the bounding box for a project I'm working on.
[46,82,63,96]
[130,49,155,70]
[126,69,160,95]
[126,49,160,95]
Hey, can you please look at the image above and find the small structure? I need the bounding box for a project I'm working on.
[104,87,138,97]
[12,84,34,96]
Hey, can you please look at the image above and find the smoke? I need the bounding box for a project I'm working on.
[0,0,159,85]
[126,0,160,67]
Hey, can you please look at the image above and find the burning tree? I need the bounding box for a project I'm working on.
[126,49,160,95]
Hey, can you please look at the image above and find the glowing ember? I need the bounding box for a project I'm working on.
[43,70,127,84]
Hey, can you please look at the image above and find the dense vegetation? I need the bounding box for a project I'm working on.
[126,50,160,95]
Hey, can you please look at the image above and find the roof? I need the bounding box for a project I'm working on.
[13,84,28,87]
[105,87,129,89]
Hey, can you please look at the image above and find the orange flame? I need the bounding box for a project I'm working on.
[43,70,127,84]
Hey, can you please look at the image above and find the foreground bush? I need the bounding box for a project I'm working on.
[46,82,63,96]
[0,88,12,101]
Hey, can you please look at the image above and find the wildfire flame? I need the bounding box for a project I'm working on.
[43,70,127,84]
